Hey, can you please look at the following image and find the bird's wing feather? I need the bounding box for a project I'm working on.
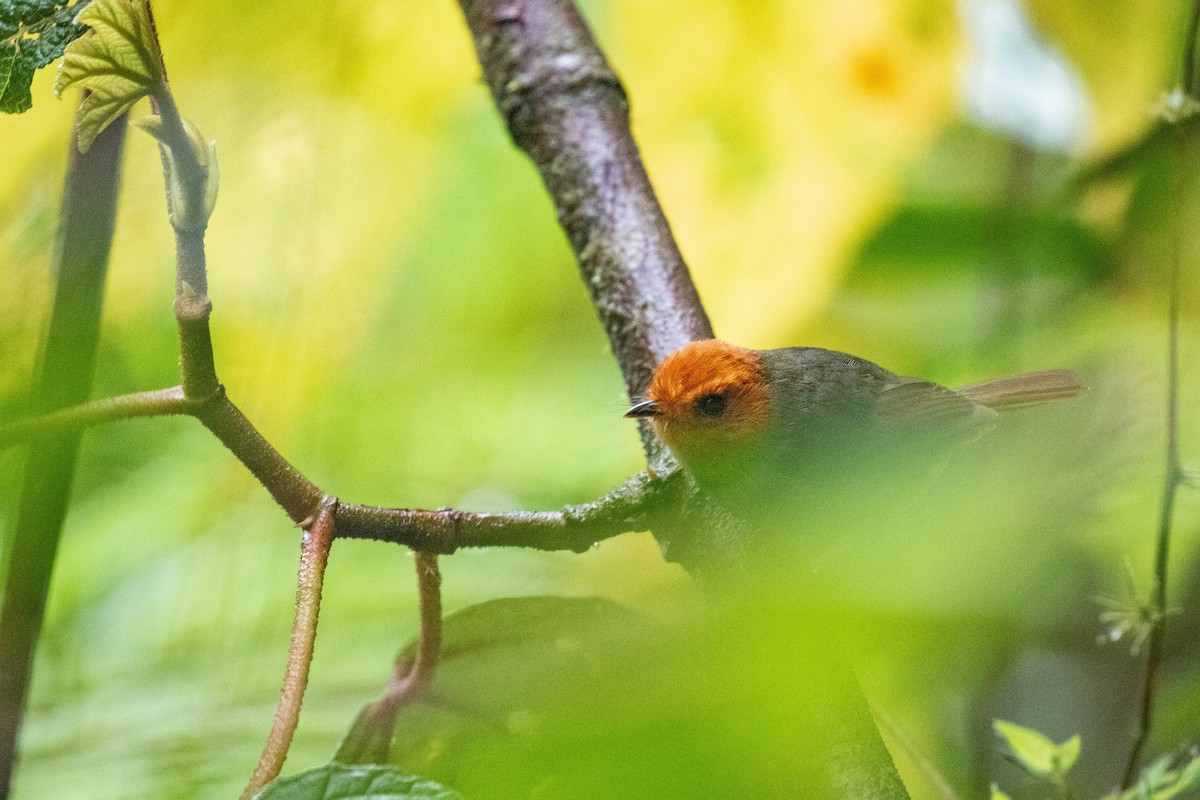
[955,369,1082,410]
[876,379,996,426]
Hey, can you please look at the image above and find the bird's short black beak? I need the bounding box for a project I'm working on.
[624,399,661,418]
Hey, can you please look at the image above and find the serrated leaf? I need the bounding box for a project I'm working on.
[993,720,1061,776]
[53,0,163,152]
[252,764,462,800]
[0,0,91,113]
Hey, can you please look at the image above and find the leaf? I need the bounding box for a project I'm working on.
[368,595,908,800]
[53,0,163,152]
[1133,750,1200,800]
[993,720,1065,777]
[990,785,1014,800]
[1056,734,1081,774]
[0,0,91,113]
[133,112,220,229]
[252,764,462,800]
[361,596,650,798]
[1166,753,1200,798]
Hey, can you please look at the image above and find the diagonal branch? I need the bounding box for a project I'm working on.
[456,0,714,465]
[0,0,745,571]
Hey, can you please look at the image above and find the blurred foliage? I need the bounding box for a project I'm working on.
[254,764,461,800]
[0,0,89,114]
[1,0,1199,798]
[374,594,906,799]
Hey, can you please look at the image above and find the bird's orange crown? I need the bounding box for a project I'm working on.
[636,339,772,457]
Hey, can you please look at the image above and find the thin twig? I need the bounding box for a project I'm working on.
[1120,2,1199,784]
[1120,153,1185,788]
[242,499,338,799]
[331,552,444,765]
[1,382,687,553]
[0,386,190,449]
[190,395,324,525]
[336,468,685,553]
[403,552,443,697]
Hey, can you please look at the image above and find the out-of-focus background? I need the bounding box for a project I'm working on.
[1,0,1199,797]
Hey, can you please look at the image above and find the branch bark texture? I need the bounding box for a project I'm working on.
[242,502,337,800]
[457,0,714,464]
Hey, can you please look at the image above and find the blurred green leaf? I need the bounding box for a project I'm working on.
[990,784,1014,800]
[0,0,90,113]
[994,720,1079,779]
[1101,750,1200,800]
[375,595,651,798]
[378,594,907,799]
[54,0,162,152]
[253,764,462,800]
[1057,734,1081,774]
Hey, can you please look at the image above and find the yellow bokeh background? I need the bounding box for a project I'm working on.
[2,1,1197,797]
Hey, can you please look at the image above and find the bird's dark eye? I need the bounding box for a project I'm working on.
[695,392,727,418]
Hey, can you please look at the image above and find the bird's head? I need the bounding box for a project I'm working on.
[625,339,772,464]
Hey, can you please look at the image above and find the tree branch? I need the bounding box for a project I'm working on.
[455,0,714,464]
[191,395,325,526]
[336,468,685,553]
[0,382,681,553]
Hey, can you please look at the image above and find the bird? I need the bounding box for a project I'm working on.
[625,339,1082,510]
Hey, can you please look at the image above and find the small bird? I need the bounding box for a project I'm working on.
[625,339,1082,506]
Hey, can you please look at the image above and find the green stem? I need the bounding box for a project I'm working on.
[0,387,189,450]
[0,108,127,796]
[1119,3,1199,782]
[333,552,443,764]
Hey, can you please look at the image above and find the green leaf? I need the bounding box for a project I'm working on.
[353,595,649,797]
[994,720,1074,777]
[133,112,220,229]
[990,785,1014,800]
[1138,750,1200,800]
[53,0,163,152]
[1167,753,1200,798]
[0,0,91,113]
[1056,734,1082,774]
[252,764,462,800]
[366,595,908,800]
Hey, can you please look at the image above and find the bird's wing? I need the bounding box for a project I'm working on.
[876,379,997,427]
